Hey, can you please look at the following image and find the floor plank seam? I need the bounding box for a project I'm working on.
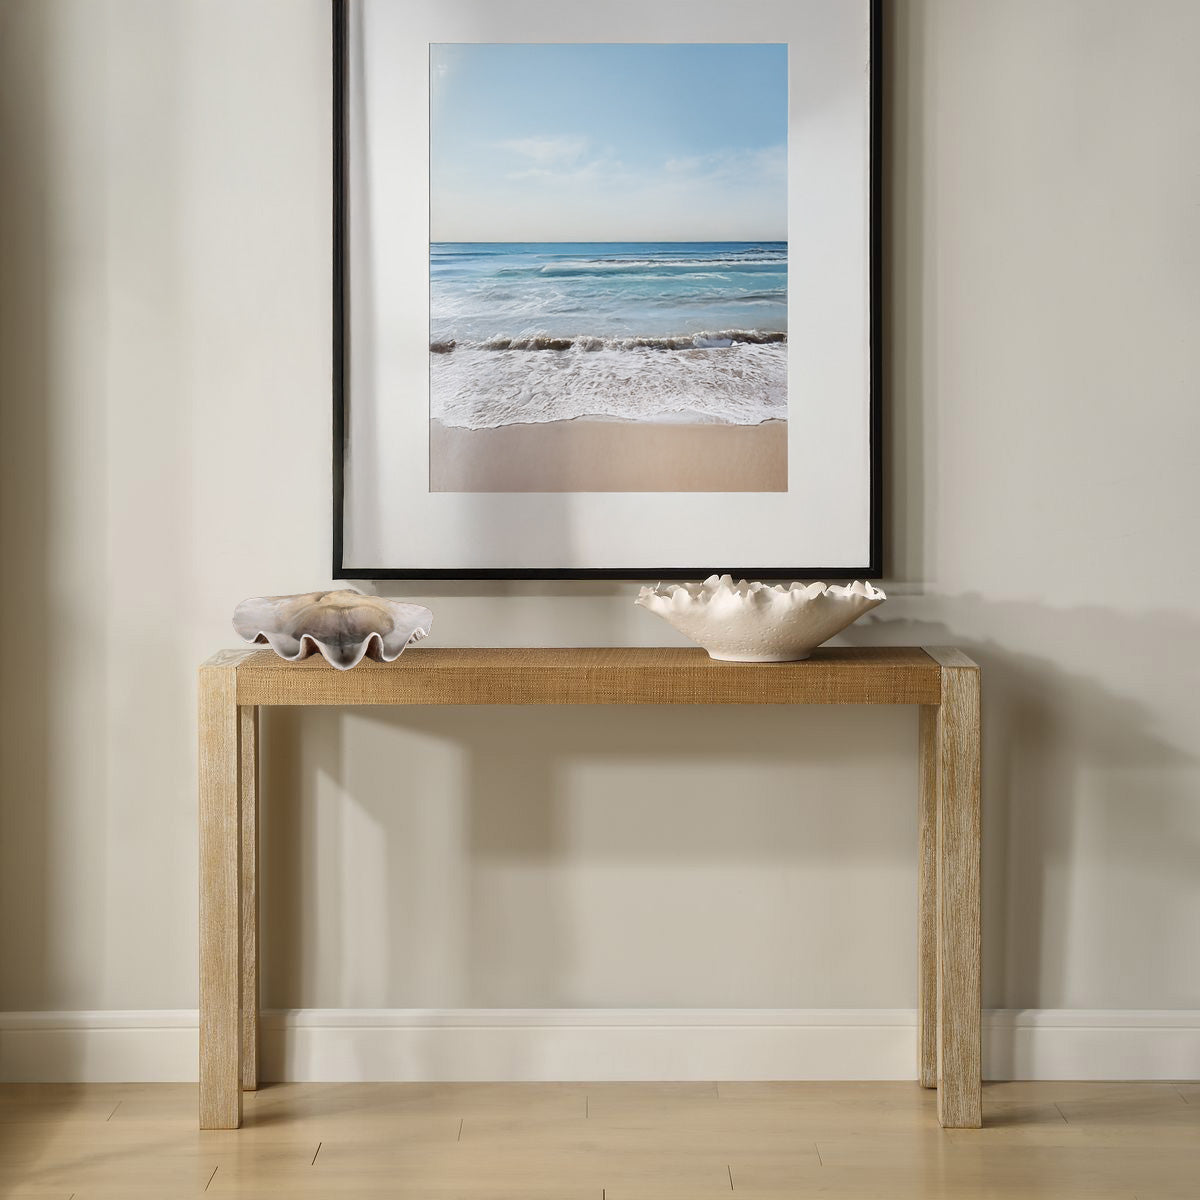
[5,1082,1198,1196]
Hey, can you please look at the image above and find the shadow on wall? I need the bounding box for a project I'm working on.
[0,4,88,1163]
[259,594,1199,1037]
[0,2,52,1022]
[259,701,919,1019]
[0,15,74,1157]
[844,598,1199,1008]
[883,0,933,586]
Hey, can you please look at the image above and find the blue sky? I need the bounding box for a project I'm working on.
[430,43,787,242]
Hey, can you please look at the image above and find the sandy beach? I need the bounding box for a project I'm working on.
[430,417,787,492]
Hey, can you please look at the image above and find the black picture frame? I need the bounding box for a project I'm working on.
[332,0,882,581]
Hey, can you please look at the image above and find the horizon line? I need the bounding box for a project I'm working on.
[429,238,789,245]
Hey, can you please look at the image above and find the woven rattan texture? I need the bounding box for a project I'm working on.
[209,646,944,707]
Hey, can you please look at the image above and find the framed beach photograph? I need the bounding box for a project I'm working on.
[334,0,880,578]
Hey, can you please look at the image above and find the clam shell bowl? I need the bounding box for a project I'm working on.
[233,589,433,671]
[635,575,886,663]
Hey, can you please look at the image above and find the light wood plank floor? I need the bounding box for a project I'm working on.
[0,1081,1196,1199]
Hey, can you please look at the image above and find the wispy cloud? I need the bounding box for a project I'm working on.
[493,136,632,188]
[664,144,787,184]
[507,158,627,186]
[494,135,588,166]
[437,137,786,241]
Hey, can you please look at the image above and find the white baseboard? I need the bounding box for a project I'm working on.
[1,1008,1196,1084]
[0,1010,199,1084]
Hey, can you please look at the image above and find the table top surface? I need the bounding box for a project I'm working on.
[203,645,972,707]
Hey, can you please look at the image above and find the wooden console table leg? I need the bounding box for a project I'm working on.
[917,705,938,1089]
[199,661,243,1129]
[239,706,259,1092]
[932,653,982,1128]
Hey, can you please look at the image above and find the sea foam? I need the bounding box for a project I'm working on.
[431,329,786,353]
[430,339,787,430]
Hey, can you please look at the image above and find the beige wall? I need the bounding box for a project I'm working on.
[1,0,1197,1017]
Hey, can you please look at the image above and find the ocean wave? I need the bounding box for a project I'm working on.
[528,259,786,277]
[430,340,787,429]
[478,260,785,280]
[429,242,788,356]
[431,329,786,354]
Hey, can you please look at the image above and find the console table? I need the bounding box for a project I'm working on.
[198,646,981,1130]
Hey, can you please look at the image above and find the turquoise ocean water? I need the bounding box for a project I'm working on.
[430,241,787,346]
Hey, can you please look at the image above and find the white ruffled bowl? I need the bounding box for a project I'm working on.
[635,575,885,662]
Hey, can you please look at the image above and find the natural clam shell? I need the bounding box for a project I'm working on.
[635,574,885,662]
[232,589,432,671]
